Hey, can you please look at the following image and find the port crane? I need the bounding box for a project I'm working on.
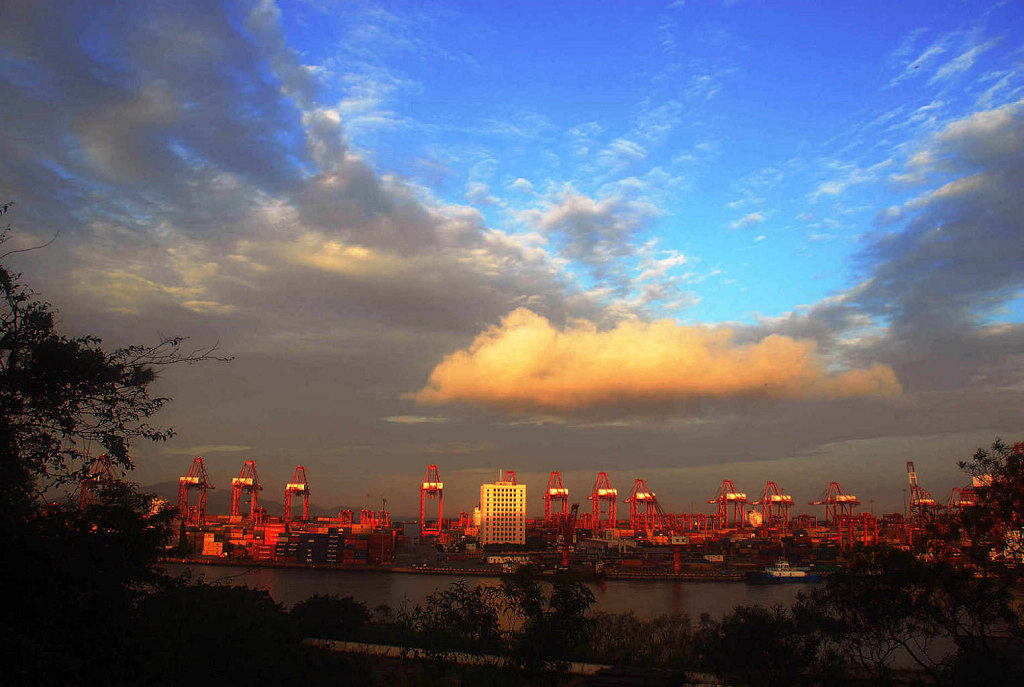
[420,464,443,537]
[708,479,747,528]
[588,472,617,529]
[625,478,658,533]
[906,461,940,525]
[810,481,859,524]
[283,466,311,522]
[81,455,115,509]
[558,503,580,568]
[544,471,569,525]
[753,481,793,528]
[230,459,263,524]
[178,456,213,526]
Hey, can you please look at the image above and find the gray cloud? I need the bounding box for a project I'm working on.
[750,101,1024,404]
[526,188,657,278]
[857,101,1024,333]
[1,2,1021,515]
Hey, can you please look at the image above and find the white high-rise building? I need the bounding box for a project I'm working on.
[479,477,526,545]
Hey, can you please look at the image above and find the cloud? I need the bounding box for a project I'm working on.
[595,137,648,172]
[525,188,657,271]
[873,205,904,227]
[383,415,452,424]
[730,211,764,230]
[857,99,1024,332]
[413,308,901,414]
[508,177,535,193]
[465,181,498,205]
[179,445,253,455]
[890,39,948,86]
[812,158,893,200]
[930,39,998,85]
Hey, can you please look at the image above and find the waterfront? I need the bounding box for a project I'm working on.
[160,562,809,619]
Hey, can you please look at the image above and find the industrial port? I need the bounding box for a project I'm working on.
[155,456,976,580]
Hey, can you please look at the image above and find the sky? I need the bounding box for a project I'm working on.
[2,0,1023,518]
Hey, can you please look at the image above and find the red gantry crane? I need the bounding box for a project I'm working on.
[753,481,794,528]
[81,455,115,509]
[906,461,940,525]
[588,472,618,529]
[178,456,213,526]
[558,503,580,568]
[708,479,747,528]
[948,486,978,511]
[284,466,311,523]
[420,464,443,537]
[810,481,859,525]
[626,478,658,533]
[544,471,569,525]
[230,459,263,523]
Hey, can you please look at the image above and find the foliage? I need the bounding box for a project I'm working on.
[1,221,227,503]
[134,583,300,685]
[393,572,594,685]
[799,548,946,684]
[5,480,179,685]
[695,604,821,687]
[398,579,506,657]
[505,571,596,684]
[794,438,1024,685]
[292,593,372,641]
[583,612,696,669]
[1,215,226,685]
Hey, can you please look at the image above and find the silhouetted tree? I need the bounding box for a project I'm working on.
[1,214,226,685]
[292,594,372,640]
[800,548,946,684]
[798,439,1024,685]
[506,571,595,684]
[695,604,821,687]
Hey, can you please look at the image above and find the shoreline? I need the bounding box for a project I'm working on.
[159,556,753,582]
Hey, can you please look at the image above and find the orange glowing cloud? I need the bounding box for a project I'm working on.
[413,308,900,413]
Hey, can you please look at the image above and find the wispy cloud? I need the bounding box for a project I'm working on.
[930,39,999,85]
[383,415,453,424]
[730,211,765,229]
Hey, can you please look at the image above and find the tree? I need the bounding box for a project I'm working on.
[695,605,821,687]
[1,232,226,507]
[398,579,506,656]
[1,214,226,685]
[292,594,372,641]
[799,547,946,684]
[506,572,595,685]
[134,583,302,687]
[798,439,1024,685]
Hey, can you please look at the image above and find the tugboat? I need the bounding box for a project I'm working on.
[748,558,821,583]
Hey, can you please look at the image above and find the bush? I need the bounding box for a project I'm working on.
[292,594,371,640]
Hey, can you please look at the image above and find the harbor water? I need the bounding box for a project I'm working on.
[159,562,808,619]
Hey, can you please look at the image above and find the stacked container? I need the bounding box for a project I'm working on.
[201,532,222,557]
[368,532,395,564]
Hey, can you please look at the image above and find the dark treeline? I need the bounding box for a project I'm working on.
[3,213,1023,686]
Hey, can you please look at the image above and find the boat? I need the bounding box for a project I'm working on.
[747,558,821,583]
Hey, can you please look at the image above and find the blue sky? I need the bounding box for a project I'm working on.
[276,0,1023,326]
[2,0,1023,514]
